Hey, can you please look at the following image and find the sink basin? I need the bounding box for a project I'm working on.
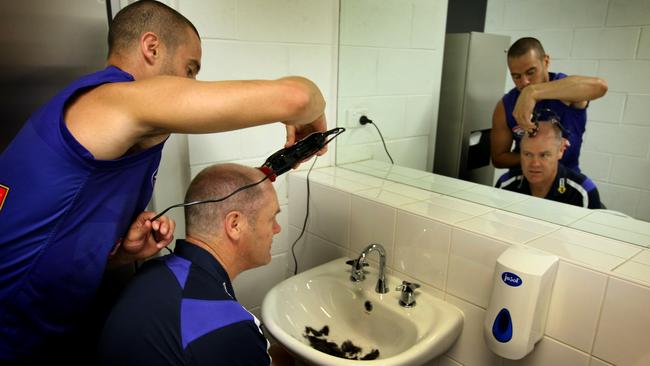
[262,257,464,365]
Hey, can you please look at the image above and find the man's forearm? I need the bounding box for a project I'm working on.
[492,151,521,169]
[526,75,608,104]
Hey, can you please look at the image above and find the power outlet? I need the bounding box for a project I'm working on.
[346,108,368,128]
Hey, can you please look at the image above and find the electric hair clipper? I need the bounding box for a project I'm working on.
[260,127,345,181]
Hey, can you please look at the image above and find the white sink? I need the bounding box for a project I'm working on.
[262,257,464,366]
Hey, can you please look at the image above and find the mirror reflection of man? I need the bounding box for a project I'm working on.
[496,122,603,209]
[491,37,608,177]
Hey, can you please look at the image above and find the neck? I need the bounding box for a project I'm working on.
[528,173,557,198]
[184,235,241,281]
[106,55,146,80]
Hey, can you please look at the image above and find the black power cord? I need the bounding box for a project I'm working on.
[290,156,318,275]
[359,115,394,164]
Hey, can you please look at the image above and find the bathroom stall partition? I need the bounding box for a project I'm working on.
[434,32,510,186]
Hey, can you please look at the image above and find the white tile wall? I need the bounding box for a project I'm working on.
[592,278,650,365]
[445,295,503,366]
[349,195,397,257]
[588,92,625,124]
[599,61,650,94]
[446,229,509,308]
[582,122,650,158]
[639,27,650,59]
[501,0,607,30]
[394,211,452,289]
[544,262,608,353]
[336,0,446,172]
[236,0,335,44]
[606,0,650,26]
[288,171,650,366]
[623,94,650,127]
[571,28,640,60]
[502,336,590,366]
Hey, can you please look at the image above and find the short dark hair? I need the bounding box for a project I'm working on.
[507,37,546,61]
[108,0,199,57]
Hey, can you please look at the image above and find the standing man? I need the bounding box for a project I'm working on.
[98,163,287,365]
[0,0,326,362]
[497,121,603,209]
[491,37,607,175]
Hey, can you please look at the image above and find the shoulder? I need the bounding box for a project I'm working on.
[562,167,602,208]
[496,169,523,189]
[550,72,568,81]
[184,308,270,365]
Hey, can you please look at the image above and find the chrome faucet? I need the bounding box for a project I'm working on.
[349,243,389,294]
[396,280,420,307]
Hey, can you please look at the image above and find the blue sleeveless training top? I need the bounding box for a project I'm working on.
[0,66,164,359]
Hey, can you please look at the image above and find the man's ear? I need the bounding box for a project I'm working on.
[543,53,550,69]
[141,32,161,66]
[224,211,245,241]
[558,139,568,158]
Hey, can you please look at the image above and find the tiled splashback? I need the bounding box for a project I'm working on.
[288,167,650,366]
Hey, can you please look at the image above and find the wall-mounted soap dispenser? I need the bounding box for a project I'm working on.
[484,246,559,360]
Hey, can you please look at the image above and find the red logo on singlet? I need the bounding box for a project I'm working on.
[0,184,8,211]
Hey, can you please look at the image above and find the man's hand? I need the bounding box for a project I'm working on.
[285,114,328,156]
[108,211,176,268]
[512,86,538,134]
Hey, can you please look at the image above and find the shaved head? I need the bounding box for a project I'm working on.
[184,164,268,239]
[108,0,199,58]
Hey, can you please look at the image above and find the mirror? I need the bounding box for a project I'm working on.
[335,0,650,247]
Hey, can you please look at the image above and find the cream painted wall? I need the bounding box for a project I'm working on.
[485,0,650,221]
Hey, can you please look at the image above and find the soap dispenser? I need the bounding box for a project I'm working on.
[484,246,559,360]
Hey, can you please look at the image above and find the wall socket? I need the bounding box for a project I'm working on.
[346,108,368,128]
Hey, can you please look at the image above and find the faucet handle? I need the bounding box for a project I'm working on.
[396,280,420,293]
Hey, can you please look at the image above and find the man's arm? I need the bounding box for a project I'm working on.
[491,100,520,169]
[512,75,608,130]
[65,76,326,160]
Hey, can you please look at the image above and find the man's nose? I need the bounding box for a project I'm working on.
[520,76,530,87]
[530,157,541,166]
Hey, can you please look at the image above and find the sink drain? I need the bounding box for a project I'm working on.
[364,300,373,312]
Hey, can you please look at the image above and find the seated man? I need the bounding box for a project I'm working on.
[496,121,603,209]
[98,163,288,365]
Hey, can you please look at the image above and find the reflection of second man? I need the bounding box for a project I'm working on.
[497,122,603,209]
[491,37,608,174]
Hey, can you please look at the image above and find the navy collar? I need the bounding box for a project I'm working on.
[172,239,234,295]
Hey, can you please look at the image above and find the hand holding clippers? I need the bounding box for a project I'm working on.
[260,127,345,181]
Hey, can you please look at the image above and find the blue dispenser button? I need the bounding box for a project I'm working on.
[492,308,513,343]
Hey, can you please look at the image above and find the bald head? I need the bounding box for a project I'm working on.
[108,0,199,58]
[184,164,271,239]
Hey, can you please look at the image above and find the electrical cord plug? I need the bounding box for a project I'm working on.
[359,115,372,125]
